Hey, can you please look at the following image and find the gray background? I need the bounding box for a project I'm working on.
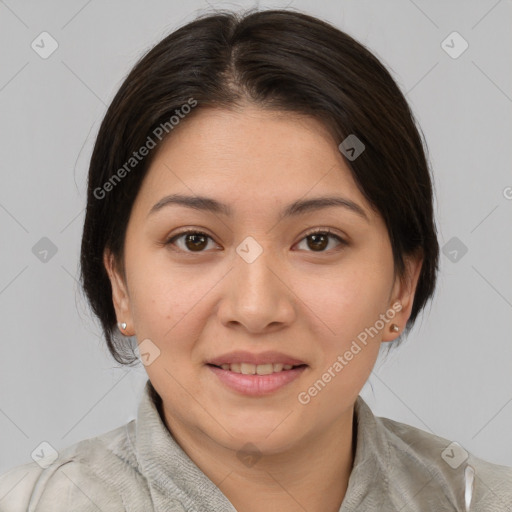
[1,0,511,474]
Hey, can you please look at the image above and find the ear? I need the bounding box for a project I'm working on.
[381,251,423,342]
[103,248,135,337]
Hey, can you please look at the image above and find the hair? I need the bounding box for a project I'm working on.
[79,7,440,366]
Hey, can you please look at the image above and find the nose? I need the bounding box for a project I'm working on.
[217,242,296,334]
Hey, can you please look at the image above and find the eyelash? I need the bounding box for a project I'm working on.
[165,228,347,254]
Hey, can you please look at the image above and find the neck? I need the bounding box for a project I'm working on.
[162,403,356,512]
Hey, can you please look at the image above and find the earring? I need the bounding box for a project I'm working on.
[118,322,127,331]
[390,323,400,333]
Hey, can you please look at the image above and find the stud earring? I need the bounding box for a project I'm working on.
[118,322,127,331]
[390,323,400,333]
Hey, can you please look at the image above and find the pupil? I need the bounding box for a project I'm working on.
[309,234,327,251]
[186,234,207,251]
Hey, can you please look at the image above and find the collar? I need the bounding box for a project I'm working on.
[135,379,238,512]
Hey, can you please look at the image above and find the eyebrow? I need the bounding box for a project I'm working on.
[147,193,369,222]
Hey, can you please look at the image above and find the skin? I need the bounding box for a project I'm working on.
[104,105,423,512]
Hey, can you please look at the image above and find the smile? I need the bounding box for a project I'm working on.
[206,363,308,395]
[208,362,306,375]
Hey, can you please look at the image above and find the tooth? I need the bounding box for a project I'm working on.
[220,362,299,373]
[256,363,274,375]
[240,363,256,375]
[230,363,241,373]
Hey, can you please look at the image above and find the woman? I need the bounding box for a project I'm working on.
[1,8,510,512]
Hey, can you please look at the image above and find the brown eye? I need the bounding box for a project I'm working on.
[296,229,346,253]
[166,231,215,252]
[307,233,329,251]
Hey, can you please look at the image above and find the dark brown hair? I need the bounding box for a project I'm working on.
[80,8,439,366]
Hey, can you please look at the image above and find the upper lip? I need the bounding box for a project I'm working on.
[206,350,307,367]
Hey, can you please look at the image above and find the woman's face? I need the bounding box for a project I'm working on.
[105,106,421,455]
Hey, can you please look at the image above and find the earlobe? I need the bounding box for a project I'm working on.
[103,249,135,336]
[382,253,423,342]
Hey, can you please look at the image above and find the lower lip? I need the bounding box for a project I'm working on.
[207,364,308,396]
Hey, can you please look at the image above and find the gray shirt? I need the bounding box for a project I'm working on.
[1,379,511,511]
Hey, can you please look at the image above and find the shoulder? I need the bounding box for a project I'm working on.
[0,421,145,512]
[0,459,125,512]
[377,415,512,510]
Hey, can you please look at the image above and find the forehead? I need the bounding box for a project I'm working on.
[134,106,374,220]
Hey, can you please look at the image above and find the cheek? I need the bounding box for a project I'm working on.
[126,249,224,349]
[293,259,392,340]
[294,265,387,406]
[124,249,192,334]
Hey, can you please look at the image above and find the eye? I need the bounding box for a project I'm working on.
[165,228,347,254]
[295,228,347,252]
[165,230,218,253]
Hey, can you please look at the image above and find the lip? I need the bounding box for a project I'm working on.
[206,350,307,367]
[207,364,308,396]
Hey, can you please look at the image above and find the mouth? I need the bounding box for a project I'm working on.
[206,363,308,396]
[206,362,308,375]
